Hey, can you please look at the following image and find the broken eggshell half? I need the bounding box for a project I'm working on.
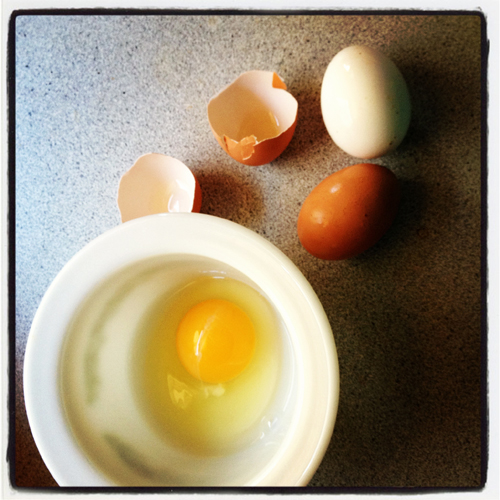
[117,153,202,223]
[207,71,298,166]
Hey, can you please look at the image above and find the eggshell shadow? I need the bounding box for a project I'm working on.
[278,83,332,164]
[196,169,265,227]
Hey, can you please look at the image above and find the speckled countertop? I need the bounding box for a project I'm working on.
[13,11,484,489]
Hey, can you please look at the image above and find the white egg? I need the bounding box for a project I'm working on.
[321,45,411,159]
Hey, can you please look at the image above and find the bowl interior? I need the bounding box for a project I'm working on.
[24,213,339,487]
[59,254,296,486]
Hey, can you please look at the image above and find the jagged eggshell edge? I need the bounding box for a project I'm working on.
[207,71,298,166]
[117,153,202,223]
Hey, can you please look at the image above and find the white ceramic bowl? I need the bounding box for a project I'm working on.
[24,213,339,487]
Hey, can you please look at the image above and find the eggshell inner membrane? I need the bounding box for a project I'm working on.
[117,153,202,223]
[208,71,298,166]
[321,45,411,159]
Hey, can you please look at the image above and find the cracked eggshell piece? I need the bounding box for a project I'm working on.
[117,153,202,223]
[208,71,298,166]
[321,45,411,160]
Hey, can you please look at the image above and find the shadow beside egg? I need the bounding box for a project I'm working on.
[348,177,427,266]
[393,58,477,154]
[196,168,265,228]
[273,83,332,166]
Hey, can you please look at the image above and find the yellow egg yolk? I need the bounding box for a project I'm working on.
[175,299,256,384]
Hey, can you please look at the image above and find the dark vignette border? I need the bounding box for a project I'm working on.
[6,6,489,496]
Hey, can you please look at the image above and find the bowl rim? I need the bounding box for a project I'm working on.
[23,213,339,487]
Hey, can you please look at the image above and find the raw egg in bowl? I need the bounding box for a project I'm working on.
[24,213,339,487]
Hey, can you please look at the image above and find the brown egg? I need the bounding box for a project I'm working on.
[117,153,202,223]
[297,163,400,260]
[207,71,298,166]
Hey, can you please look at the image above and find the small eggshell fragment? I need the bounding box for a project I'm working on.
[117,153,202,223]
[297,163,400,260]
[207,70,298,166]
[321,45,411,159]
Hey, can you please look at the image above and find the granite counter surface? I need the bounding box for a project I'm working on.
[13,12,485,489]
